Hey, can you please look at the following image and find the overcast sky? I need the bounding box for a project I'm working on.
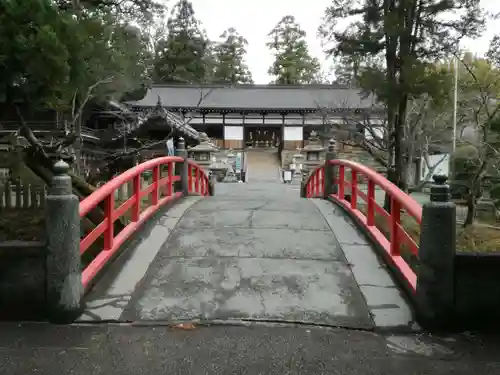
[177,0,500,84]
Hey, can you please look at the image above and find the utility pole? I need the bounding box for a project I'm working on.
[450,53,459,180]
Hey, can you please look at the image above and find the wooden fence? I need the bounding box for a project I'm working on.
[0,181,47,210]
[1,170,161,210]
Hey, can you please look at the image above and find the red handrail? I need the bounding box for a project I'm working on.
[304,160,422,292]
[79,156,210,290]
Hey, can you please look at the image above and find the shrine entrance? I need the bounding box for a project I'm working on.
[244,126,281,148]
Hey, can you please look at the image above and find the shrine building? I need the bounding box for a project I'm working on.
[126,84,384,150]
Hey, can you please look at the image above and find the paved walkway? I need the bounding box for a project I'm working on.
[80,175,414,330]
[3,323,500,375]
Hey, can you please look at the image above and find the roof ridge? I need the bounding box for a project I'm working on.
[150,84,361,90]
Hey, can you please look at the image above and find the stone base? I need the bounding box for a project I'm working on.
[454,252,500,329]
[0,241,47,321]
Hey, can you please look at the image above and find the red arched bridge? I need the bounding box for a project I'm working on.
[64,150,457,332]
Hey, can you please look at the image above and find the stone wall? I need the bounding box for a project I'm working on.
[0,241,47,320]
[337,144,386,174]
[281,144,385,174]
[453,252,500,328]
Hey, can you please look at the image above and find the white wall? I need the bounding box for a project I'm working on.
[283,126,303,141]
[224,125,243,140]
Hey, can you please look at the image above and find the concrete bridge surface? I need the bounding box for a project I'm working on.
[79,162,415,331]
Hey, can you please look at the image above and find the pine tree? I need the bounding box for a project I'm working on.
[152,0,209,83]
[213,27,253,84]
[319,0,485,189]
[267,15,320,84]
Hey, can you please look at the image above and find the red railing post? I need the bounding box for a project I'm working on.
[312,173,317,197]
[188,164,193,193]
[195,166,200,194]
[167,162,173,197]
[367,179,375,226]
[312,170,318,197]
[104,193,115,250]
[152,166,160,205]
[339,165,345,200]
[390,198,401,255]
[351,170,358,210]
[320,167,325,196]
[132,174,141,221]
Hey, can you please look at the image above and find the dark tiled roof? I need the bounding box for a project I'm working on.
[126,84,379,111]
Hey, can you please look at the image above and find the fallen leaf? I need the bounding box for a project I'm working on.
[172,323,196,330]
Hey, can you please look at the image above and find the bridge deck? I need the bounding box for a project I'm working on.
[80,176,415,330]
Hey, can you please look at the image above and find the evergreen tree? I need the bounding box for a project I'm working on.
[267,15,320,84]
[333,56,362,87]
[213,28,253,84]
[153,0,209,83]
[319,0,485,189]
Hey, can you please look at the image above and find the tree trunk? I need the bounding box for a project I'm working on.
[464,160,487,227]
[464,194,475,227]
[394,95,409,191]
[383,166,396,212]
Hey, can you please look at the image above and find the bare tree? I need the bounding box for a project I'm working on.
[455,55,500,226]
[314,96,455,192]
[68,76,115,175]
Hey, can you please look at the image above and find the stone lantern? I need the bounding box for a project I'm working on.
[187,132,216,169]
[291,150,305,176]
[226,149,236,167]
[302,130,327,174]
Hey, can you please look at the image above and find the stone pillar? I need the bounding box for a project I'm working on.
[416,174,456,329]
[324,138,338,198]
[175,137,189,195]
[300,179,307,198]
[208,174,216,196]
[45,160,83,322]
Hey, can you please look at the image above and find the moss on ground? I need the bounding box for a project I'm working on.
[0,209,46,241]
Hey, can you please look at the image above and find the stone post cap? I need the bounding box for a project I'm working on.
[432,175,448,184]
[430,174,450,202]
[328,138,336,152]
[50,160,72,195]
[53,160,70,175]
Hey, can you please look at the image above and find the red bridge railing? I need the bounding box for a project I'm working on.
[79,156,210,290]
[305,160,422,292]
